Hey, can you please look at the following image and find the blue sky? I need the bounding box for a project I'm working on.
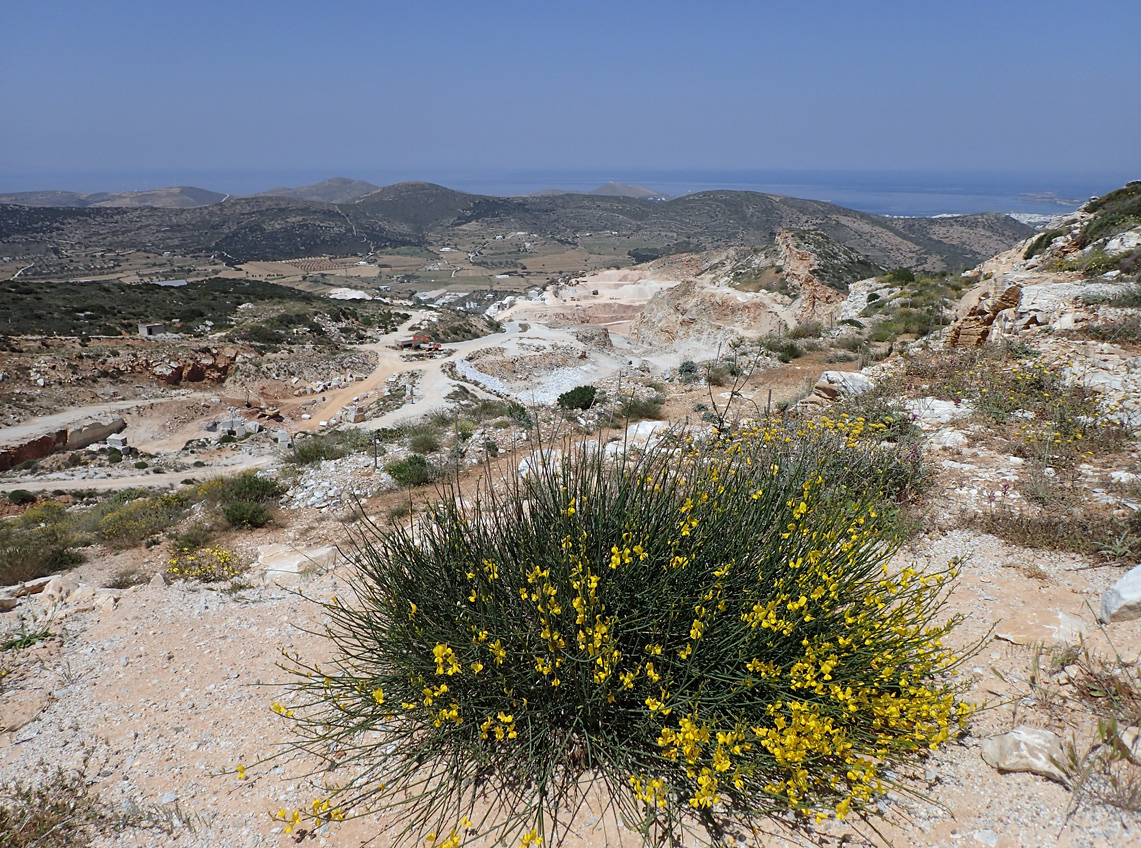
[1,0,1138,195]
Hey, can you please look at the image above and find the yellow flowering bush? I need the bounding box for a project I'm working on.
[279,426,972,846]
[165,545,243,582]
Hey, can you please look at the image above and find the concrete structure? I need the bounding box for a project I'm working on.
[139,323,164,337]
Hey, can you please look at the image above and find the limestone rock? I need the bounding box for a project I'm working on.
[980,726,1067,783]
[1098,563,1141,623]
[905,397,973,429]
[256,544,339,586]
[41,575,79,607]
[811,370,874,402]
[927,429,968,451]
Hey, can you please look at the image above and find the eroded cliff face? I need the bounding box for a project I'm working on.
[628,230,858,348]
[15,345,244,388]
[629,280,793,348]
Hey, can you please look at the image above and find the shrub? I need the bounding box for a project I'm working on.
[278,429,971,846]
[761,338,802,363]
[704,363,731,386]
[0,502,84,585]
[787,321,823,340]
[97,492,189,548]
[13,459,38,472]
[557,385,598,411]
[1023,228,1063,260]
[677,360,699,383]
[409,430,443,455]
[7,490,36,506]
[882,268,915,284]
[387,454,439,487]
[166,546,244,582]
[224,501,272,529]
[619,395,665,422]
[508,403,534,429]
[293,433,350,465]
[0,768,106,846]
[215,471,284,504]
[134,460,149,469]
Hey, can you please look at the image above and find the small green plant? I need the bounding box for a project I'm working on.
[277,428,972,846]
[6,489,36,506]
[13,459,38,472]
[224,501,272,529]
[483,439,500,458]
[409,430,443,455]
[105,567,148,589]
[508,403,534,429]
[882,267,916,284]
[619,394,665,422]
[0,768,107,846]
[1023,229,1063,260]
[106,449,123,464]
[292,433,350,465]
[761,337,802,363]
[1,624,53,652]
[556,385,598,411]
[214,471,284,505]
[677,360,699,383]
[387,454,439,487]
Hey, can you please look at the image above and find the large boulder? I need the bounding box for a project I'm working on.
[1099,563,1141,623]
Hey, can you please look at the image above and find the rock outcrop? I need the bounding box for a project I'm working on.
[946,282,1023,347]
[1099,563,1141,623]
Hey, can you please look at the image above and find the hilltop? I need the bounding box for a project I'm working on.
[0,181,1031,287]
[255,177,382,205]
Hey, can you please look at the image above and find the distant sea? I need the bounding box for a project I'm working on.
[2,168,1133,219]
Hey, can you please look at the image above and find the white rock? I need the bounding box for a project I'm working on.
[1105,228,1141,256]
[41,575,79,607]
[927,429,968,451]
[1099,563,1141,623]
[813,370,874,400]
[980,726,1067,783]
[256,544,340,587]
[624,420,670,447]
[905,397,973,429]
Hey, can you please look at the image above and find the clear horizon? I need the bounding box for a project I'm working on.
[2,1,1137,196]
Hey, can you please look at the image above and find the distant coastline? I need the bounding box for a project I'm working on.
[0,168,1126,219]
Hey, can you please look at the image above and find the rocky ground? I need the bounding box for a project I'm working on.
[2,202,1141,847]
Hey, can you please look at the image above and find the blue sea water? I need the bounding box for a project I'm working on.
[2,167,1132,218]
